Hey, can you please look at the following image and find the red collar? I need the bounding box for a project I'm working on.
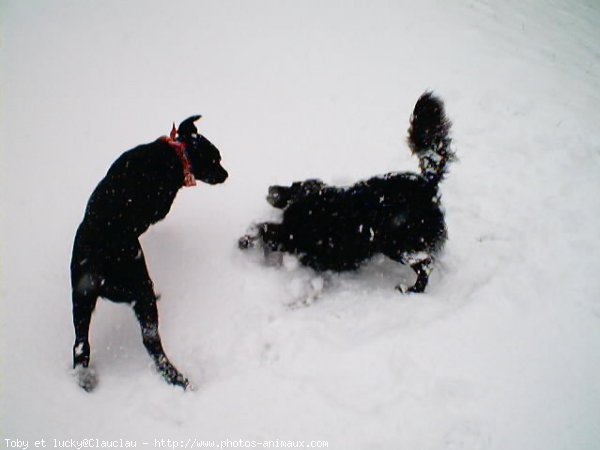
[160,124,197,187]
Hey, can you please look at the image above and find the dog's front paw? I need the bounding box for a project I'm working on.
[74,365,98,392]
[238,234,257,250]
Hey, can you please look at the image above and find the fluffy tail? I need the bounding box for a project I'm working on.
[407,92,454,185]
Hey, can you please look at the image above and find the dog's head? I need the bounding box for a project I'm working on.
[177,115,228,185]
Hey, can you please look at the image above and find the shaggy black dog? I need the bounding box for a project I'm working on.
[239,92,454,293]
[71,116,227,391]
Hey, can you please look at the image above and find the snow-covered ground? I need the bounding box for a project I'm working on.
[2,0,600,448]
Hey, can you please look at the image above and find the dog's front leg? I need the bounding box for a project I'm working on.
[133,298,190,390]
[239,222,286,254]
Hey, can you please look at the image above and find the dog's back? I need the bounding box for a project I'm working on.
[276,171,445,272]
[79,140,183,239]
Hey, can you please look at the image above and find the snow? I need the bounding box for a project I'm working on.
[2,0,600,448]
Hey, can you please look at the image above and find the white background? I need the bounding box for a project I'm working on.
[2,1,600,448]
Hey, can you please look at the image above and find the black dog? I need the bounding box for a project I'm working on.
[239,92,454,293]
[71,116,227,391]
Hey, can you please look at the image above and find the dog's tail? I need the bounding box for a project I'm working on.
[407,92,454,185]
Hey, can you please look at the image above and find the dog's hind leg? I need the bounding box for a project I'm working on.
[72,273,100,391]
[396,255,434,294]
[384,250,434,293]
[133,297,190,390]
[407,257,433,293]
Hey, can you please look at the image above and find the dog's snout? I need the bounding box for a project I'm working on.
[219,167,229,182]
[204,165,228,185]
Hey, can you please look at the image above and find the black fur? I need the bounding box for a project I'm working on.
[239,92,454,293]
[71,116,227,391]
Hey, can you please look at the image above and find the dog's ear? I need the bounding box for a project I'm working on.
[178,115,202,138]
